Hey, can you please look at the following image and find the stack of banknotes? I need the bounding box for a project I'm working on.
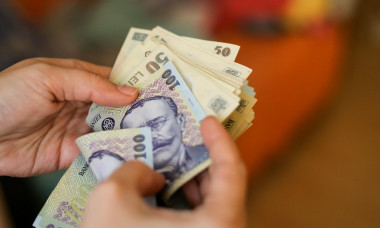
[33,26,256,228]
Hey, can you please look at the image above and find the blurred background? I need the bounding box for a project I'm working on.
[0,0,379,227]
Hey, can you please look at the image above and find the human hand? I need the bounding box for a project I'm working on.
[82,116,247,228]
[0,58,138,177]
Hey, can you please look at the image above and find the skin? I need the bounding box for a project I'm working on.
[121,100,186,170]
[0,58,247,227]
[0,58,138,177]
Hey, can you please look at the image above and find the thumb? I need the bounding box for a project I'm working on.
[105,161,165,197]
[83,161,165,227]
[200,116,247,215]
[48,66,138,106]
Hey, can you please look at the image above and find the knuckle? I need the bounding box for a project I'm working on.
[67,58,83,69]
[28,59,51,72]
[27,57,45,64]
[87,71,108,90]
[27,61,56,82]
[87,71,103,83]
[33,62,52,72]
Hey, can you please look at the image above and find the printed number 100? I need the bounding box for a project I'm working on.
[162,69,180,91]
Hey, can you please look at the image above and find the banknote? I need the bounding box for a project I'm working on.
[149,27,252,86]
[86,60,210,201]
[33,155,97,228]
[223,92,257,139]
[242,80,256,97]
[34,128,154,228]
[111,39,160,85]
[113,36,239,96]
[110,41,240,121]
[76,128,154,183]
[110,28,151,81]
[110,27,241,82]
[183,36,240,62]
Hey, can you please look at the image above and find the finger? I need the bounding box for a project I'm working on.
[182,170,210,207]
[46,65,138,106]
[199,117,247,214]
[33,58,112,78]
[107,161,165,197]
[182,179,201,207]
[196,170,211,198]
[83,162,164,227]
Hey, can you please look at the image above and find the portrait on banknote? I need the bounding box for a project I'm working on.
[88,150,125,182]
[120,96,208,184]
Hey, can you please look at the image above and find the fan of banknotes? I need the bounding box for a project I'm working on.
[33,26,256,228]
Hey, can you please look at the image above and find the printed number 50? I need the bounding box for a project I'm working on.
[215,46,231,57]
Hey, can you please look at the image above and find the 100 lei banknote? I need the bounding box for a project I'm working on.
[33,128,154,228]
[86,60,210,201]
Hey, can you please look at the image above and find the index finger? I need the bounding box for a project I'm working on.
[199,117,247,218]
[32,58,112,78]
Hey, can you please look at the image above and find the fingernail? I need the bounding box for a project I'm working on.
[118,85,138,96]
